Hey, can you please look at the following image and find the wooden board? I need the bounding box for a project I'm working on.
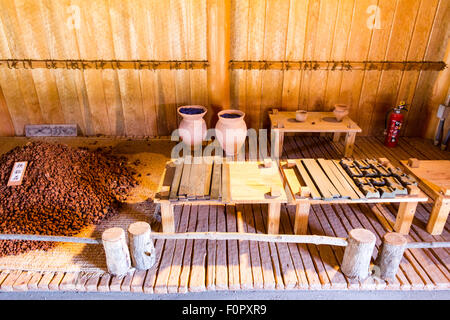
[302,159,339,199]
[400,160,450,195]
[269,112,361,133]
[294,160,321,200]
[227,160,287,203]
[210,162,222,200]
[169,162,184,200]
[317,159,353,199]
[178,162,192,198]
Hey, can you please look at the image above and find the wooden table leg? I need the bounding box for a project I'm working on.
[279,131,284,159]
[344,132,356,157]
[426,196,450,235]
[160,202,175,233]
[294,201,311,234]
[393,201,418,234]
[267,202,281,234]
[333,132,342,142]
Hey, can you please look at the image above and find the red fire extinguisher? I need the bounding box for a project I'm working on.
[384,101,408,148]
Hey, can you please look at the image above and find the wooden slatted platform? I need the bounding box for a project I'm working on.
[0,136,449,292]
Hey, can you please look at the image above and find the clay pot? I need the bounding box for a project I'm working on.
[296,110,307,122]
[215,110,247,156]
[177,105,207,147]
[333,104,349,122]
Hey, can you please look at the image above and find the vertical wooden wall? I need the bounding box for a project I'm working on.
[0,0,448,137]
[230,0,449,136]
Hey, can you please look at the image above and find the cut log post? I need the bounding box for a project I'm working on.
[375,232,407,280]
[128,222,156,270]
[341,229,376,280]
[102,228,131,276]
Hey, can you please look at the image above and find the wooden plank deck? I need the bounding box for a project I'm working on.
[0,136,449,292]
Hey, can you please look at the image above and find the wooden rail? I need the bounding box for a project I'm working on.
[229,60,446,71]
[0,59,209,70]
[0,232,347,247]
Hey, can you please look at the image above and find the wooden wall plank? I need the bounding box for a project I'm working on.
[0,4,43,127]
[369,0,422,136]
[0,0,448,137]
[305,0,339,112]
[188,0,209,125]
[357,0,398,136]
[406,0,450,137]
[245,0,266,130]
[108,0,146,136]
[280,0,308,111]
[41,0,88,134]
[298,0,320,113]
[323,0,355,112]
[230,0,249,117]
[259,0,290,129]
[14,0,65,124]
[0,85,14,136]
[338,0,377,125]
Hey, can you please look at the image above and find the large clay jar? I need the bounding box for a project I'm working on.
[177,105,207,147]
[333,104,349,122]
[215,109,247,156]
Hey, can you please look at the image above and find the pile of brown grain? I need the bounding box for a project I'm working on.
[0,141,137,256]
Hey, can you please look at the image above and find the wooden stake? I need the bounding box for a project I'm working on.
[341,229,376,280]
[102,228,131,276]
[128,222,156,270]
[376,232,407,280]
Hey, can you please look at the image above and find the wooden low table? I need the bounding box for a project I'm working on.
[154,158,288,234]
[280,159,428,235]
[400,159,450,235]
[269,110,362,158]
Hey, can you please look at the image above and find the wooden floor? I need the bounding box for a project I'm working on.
[0,136,449,293]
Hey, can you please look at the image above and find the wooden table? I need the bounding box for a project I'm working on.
[154,158,288,234]
[269,110,362,158]
[400,159,450,235]
[280,159,428,235]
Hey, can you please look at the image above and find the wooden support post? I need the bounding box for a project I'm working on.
[344,132,356,157]
[128,222,156,270]
[375,232,407,280]
[333,132,342,142]
[294,201,311,235]
[271,129,284,159]
[267,202,281,234]
[394,201,418,234]
[341,229,376,280]
[278,131,284,159]
[207,0,231,124]
[102,228,131,276]
[426,196,450,235]
[160,202,175,233]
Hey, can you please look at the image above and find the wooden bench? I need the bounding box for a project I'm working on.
[269,110,362,158]
[154,158,288,234]
[400,159,450,235]
[280,159,428,235]
[155,157,428,236]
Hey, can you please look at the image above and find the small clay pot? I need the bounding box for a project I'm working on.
[295,110,307,122]
[333,104,349,122]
